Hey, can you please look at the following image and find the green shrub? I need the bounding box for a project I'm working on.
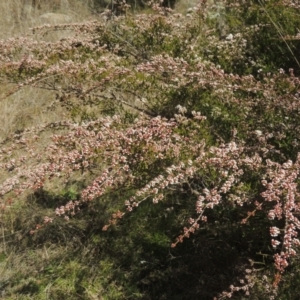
[1,1,300,299]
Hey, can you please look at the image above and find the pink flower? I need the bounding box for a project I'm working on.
[271,239,281,248]
[270,226,280,237]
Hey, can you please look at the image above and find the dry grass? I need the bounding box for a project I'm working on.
[174,0,201,13]
[0,87,67,141]
[0,0,94,39]
[0,0,97,142]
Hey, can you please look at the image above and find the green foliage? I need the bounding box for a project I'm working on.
[0,189,270,300]
[223,0,300,74]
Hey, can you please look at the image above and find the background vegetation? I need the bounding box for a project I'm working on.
[1,0,300,299]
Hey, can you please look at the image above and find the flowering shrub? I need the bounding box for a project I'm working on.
[1,0,300,298]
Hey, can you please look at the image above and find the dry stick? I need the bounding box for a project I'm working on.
[1,222,6,255]
[1,73,62,101]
